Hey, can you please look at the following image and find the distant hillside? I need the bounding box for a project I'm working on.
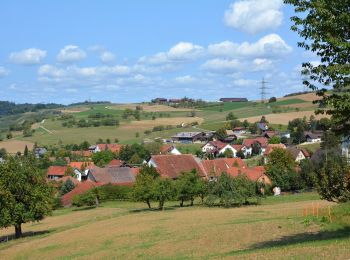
[0,101,63,117]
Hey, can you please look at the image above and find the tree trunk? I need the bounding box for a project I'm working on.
[15,224,22,239]
[180,198,184,207]
[95,197,99,207]
[146,200,151,209]
[159,200,164,210]
[190,197,194,206]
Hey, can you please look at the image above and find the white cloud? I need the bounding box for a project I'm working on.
[208,34,292,58]
[38,65,65,78]
[139,42,204,64]
[201,59,241,72]
[100,51,115,63]
[233,79,258,86]
[0,67,10,77]
[175,75,197,84]
[57,45,86,63]
[224,0,283,34]
[9,48,47,65]
[65,88,78,93]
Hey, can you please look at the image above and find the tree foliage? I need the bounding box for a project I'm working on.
[285,0,350,136]
[0,156,54,238]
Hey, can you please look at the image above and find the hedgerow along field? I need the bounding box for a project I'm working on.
[3,93,318,147]
[0,193,349,259]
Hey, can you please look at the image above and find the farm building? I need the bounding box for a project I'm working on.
[304,131,323,143]
[47,166,67,180]
[287,147,310,163]
[171,132,206,143]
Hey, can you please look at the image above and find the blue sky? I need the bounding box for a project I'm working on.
[0,0,318,104]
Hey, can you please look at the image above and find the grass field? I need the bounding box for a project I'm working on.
[0,140,34,154]
[1,92,323,147]
[1,193,349,259]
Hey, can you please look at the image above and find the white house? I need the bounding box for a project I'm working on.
[202,141,238,157]
[304,132,322,143]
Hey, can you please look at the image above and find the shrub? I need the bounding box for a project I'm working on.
[72,191,97,207]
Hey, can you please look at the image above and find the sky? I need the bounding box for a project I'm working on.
[0,0,319,104]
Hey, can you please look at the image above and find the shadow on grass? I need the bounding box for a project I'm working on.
[0,230,51,244]
[72,206,97,212]
[227,226,350,256]
[129,207,176,213]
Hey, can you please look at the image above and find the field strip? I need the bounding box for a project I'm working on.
[39,126,53,134]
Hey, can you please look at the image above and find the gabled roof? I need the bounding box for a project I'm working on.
[69,161,95,170]
[207,141,227,150]
[242,137,268,148]
[71,150,92,157]
[150,154,206,179]
[304,131,323,139]
[107,159,124,167]
[231,144,245,151]
[263,131,279,138]
[88,166,136,184]
[227,166,270,183]
[257,122,268,130]
[202,158,246,176]
[287,147,311,160]
[47,166,67,177]
[160,145,174,154]
[263,144,286,156]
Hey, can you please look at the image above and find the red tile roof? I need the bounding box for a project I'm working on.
[150,154,206,179]
[263,144,286,156]
[202,158,246,177]
[61,181,102,207]
[227,166,271,184]
[47,166,67,177]
[242,137,268,148]
[160,145,173,154]
[231,144,244,151]
[208,141,227,150]
[97,143,124,153]
[69,161,95,170]
[71,150,92,157]
[107,159,124,167]
[88,166,136,184]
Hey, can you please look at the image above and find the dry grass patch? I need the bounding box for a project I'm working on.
[119,117,204,130]
[279,92,322,102]
[0,140,34,154]
[60,107,90,113]
[108,104,196,112]
[1,200,342,259]
[242,111,330,125]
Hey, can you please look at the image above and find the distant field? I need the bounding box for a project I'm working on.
[108,104,195,112]
[242,110,330,125]
[1,193,348,259]
[280,92,321,102]
[0,140,34,154]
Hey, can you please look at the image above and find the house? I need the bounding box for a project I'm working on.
[87,166,136,185]
[219,98,248,102]
[160,145,181,155]
[47,166,67,180]
[34,147,47,158]
[287,147,310,163]
[148,154,206,179]
[89,143,124,153]
[201,158,271,185]
[233,127,248,136]
[69,161,95,181]
[107,159,125,167]
[202,158,247,178]
[257,122,269,131]
[280,131,291,139]
[152,97,168,103]
[242,137,268,156]
[304,131,322,143]
[61,181,103,207]
[224,130,237,142]
[263,131,279,139]
[171,132,205,143]
[341,137,350,163]
[202,141,241,157]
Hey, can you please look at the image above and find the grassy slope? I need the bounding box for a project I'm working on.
[0,193,349,259]
[3,96,316,146]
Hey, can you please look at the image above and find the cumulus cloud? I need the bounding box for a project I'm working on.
[139,42,204,64]
[0,67,10,77]
[9,48,47,65]
[57,45,86,63]
[201,59,241,73]
[208,34,292,58]
[175,75,197,84]
[100,51,115,63]
[224,0,283,34]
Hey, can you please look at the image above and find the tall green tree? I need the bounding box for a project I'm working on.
[152,178,174,210]
[0,156,54,238]
[175,170,201,206]
[133,165,159,208]
[285,0,350,136]
[60,179,75,195]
